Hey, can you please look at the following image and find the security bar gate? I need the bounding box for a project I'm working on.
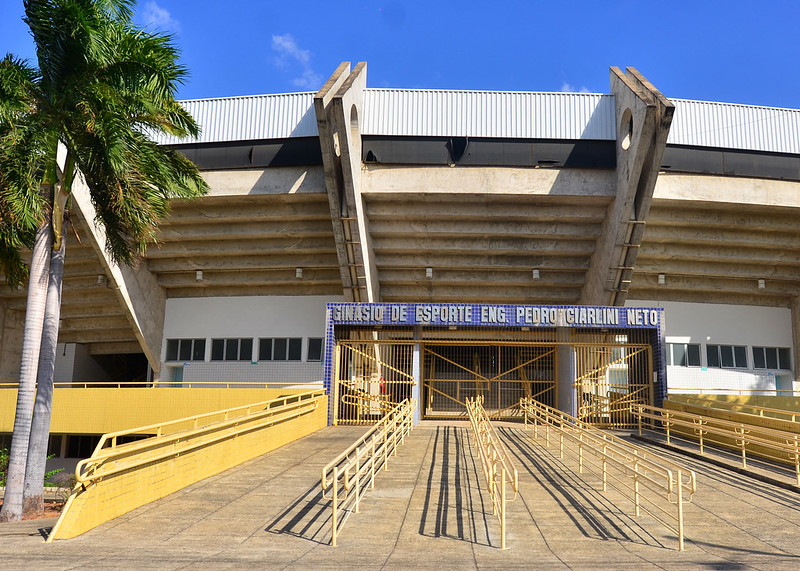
[423,344,557,419]
[574,342,653,428]
[334,339,653,427]
[334,342,415,425]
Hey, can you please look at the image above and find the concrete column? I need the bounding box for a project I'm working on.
[70,173,166,380]
[314,62,379,302]
[792,297,800,388]
[581,68,674,306]
[412,342,421,425]
[0,305,24,382]
[556,328,575,416]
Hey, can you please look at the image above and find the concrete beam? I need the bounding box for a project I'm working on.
[362,165,616,197]
[581,67,674,306]
[146,253,340,273]
[366,199,609,223]
[70,173,166,377]
[315,62,379,302]
[164,284,342,298]
[628,288,790,308]
[373,253,591,272]
[654,172,800,209]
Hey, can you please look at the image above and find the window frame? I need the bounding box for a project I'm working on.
[706,344,748,369]
[165,338,206,362]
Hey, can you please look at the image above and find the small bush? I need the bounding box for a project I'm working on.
[0,448,7,487]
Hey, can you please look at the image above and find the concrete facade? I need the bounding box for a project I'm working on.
[1,62,799,395]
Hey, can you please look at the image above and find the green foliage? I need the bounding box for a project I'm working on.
[0,448,8,487]
[0,0,209,280]
[43,454,64,487]
[0,449,63,488]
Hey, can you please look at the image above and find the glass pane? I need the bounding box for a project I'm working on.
[178,339,192,361]
[707,345,720,368]
[274,338,288,361]
[211,339,225,361]
[687,344,701,366]
[765,347,778,369]
[225,339,238,361]
[166,339,179,361]
[779,348,791,370]
[673,344,687,367]
[240,338,253,361]
[307,338,323,361]
[720,345,734,368]
[288,338,302,361]
[259,339,272,361]
[193,339,206,361]
[753,347,766,369]
[733,346,747,368]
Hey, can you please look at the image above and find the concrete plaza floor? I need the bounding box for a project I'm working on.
[3,422,800,569]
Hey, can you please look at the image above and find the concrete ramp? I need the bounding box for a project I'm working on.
[5,424,800,568]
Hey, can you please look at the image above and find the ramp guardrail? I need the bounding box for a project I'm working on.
[466,396,519,549]
[321,398,416,547]
[522,398,695,551]
[633,403,800,486]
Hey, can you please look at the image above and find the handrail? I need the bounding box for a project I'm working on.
[321,398,417,547]
[0,381,325,389]
[75,390,325,485]
[466,396,518,549]
[522,398,694,551]
[668,395,800,423]
[669,387,800,397]
[632,403,800,487]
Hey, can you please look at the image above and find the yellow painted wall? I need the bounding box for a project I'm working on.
[0,388,313,434]
[49,393,328,541]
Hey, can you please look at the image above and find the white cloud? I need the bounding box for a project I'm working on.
[561,82,591,94]
[271,33,321,90]
[141,1,181,33]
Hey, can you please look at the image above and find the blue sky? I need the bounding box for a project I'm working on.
[2,1,799,108]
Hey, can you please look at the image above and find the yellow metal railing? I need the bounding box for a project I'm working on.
[1,380,324,389]
[669,395,800,422]
[48,389,327,541]
[321,398,416,547]
[522,398,695,551]
[669,387,800,397]
[466,396,519,549]
[633,403,800,487]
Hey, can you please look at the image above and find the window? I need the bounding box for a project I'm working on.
[210,338,253,361]
[259,338,302,361]
[666,343,701,367]
[753,347,792,370]
[706,344,747,369]
[307,338,324,361]
[166,338,206,362]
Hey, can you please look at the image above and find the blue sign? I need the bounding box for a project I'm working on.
[328,303,662,328]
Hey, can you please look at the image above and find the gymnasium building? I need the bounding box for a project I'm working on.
[1,63,799,465]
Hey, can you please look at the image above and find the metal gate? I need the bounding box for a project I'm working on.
[573,341,653,428]
[334,342,415,425]
[423,344,557,419]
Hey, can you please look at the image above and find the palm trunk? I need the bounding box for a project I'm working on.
[22,220,65,517]
[0,223,51,523]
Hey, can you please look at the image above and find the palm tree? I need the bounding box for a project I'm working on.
[0,0,208,521]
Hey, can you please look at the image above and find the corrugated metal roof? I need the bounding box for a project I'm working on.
[151,92,318,145]
[362,89,616,139]
[669,99,800,154]
[152,89,800,156]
